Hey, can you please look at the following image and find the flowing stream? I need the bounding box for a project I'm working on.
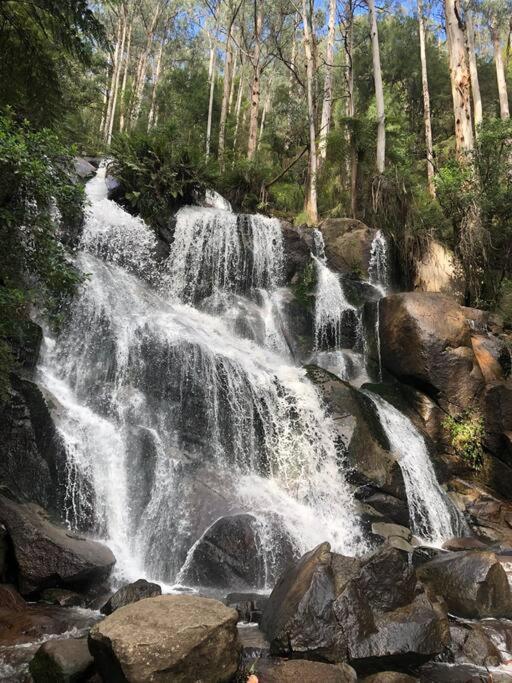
[38,169,365,587]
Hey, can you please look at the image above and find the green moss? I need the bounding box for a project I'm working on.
[442,410,485,470]
[292,260,317,310]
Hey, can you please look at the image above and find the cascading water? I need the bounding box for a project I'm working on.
[365,392,462,545]
[38,169,366,588]
[368,229,390,293]
[313,255,355,351]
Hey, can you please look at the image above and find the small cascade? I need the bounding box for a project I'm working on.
[38,171,366,588]
[365,391,461,545]
[313,256,354,351]
[368,229,390,293]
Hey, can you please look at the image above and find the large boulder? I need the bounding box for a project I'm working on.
[29,637,94,682]
[0,496,115,595]
[0,375,67,516]
[413,239,464,302]
[306,366,406,502]
[261,543,448,667]
[416,550,512,618]
[255,658,357,683]
[420,662,512,682]
[179,513,295,589]
[379,293,483,412]
[280,223,313,283]
[101,579,161,615]
[320,218,376,277]
[89,595,241,683]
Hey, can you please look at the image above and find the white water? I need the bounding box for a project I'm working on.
[313,256,354,351]
[368,229,390,294]
[365,392,460,545]
[38,172,365,587]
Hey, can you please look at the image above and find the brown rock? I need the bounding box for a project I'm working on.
[89,594,240,683]
[101,579,161,615]
[320,217,376,276]
[29,637,94,682]
[256,658,357,683]
[363,674,418,683]
[413,239,464,302]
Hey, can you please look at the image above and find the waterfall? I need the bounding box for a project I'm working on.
[313,256,354,350]
[38,172,366,587]
[365,392,461,546]
[368,229,390,293]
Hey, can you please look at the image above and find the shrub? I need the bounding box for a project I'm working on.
[442,410,485,470]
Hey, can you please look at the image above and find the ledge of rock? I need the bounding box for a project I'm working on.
[255,658,357,682]
[89,594,241,683]
[29,637,94,683]
[0,496,115,595]
[101,578,161,615]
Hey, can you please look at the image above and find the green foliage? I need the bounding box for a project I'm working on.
[442,410,485,470]
[0,112,84,397]
[0,1,105,128]
[110,127,214,228]
[292,260,317,310]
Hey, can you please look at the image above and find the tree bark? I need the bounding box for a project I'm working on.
[218,24,235,168]
[368,0,385,174]
[417,0,435,196]
[302,0,319,223]
[465,5,482,130]
[148,35,164,130]
[257,76,272,149]
[343,3,358,217]
[106,5,128,145]
[444,0,474,158]
[318,0,336,164]
[247,1,263,160]
[232,68,245,154]
[491,22,510,119]
[206,38,217,159]
[130,3,162,126]
[119,18,132,133]
[103,11,123,141]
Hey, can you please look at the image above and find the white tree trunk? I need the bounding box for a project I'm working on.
[444,0,474,158]
[368,0,385,174]
[206,40,217,159]
[417,0,435,196]
[130,4,161,126]
[302,0,319,223]
[232,69,245,154]
[106,7,128,145]
[257,76,272,150]
[247,2,263,161]
[491,23,510,119]
[218,26,235,167]
[148,37,164,130]
[119,20,132,133]
[318,0,336,163]
[103,12,123,141]
[465,5,483,130]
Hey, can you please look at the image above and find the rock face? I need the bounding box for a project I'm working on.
[101,579,161,615]
[29,637,94,682]
[255,658,357,683]
[89,595,241,683]
[261,543,449,667]
[180,513,295,589]
[320,218,376,277]
[379,293,482,412]
[0,375,67,516]
[416,551,512,618]
[280,223,313,283]
[0,496,115,594]
[413,240,464,302]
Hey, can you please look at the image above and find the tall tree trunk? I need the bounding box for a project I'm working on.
[343,5,358,218]
[491,22,510,119]
[218,26,235,168]
[417,0,435,197]
[130,3,162,126]
[206,38,217,159]
[228,48,239,113]
[247,2,263,160]
[232,69,245,154]
[302,0,319,224]
[106,6,128,145]
[103,12,123,141]
[318,0,336,164]
[257,76,272,149]
[444,0,474,158]
[465,5,483,130]
[148,36,164,130]
[119,19,132,133]
[368,0,385,174]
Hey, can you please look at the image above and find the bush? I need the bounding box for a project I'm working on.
[442,410,485,470]
[0,111,84,398]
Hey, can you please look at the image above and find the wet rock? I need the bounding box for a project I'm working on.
[320,217,376,277]
[448,620,501,667]
[306,366,406,500]
[420,662,512,682]
[180,513,295,589]
[29,637,94,682]
[363,674,418,683]
[89,594,240,683]
[357,490,410,527]
[7,320,42,372]
[0,495,115,595]
[260,542,339,660]
[277,289,314,361]
[255,658,357,683]
[0,584,27,611]
[225,592,269,623]
[40,588,85,607]
[416,550,512,618]
[442,537,491,552]
[281,223,312,282]
[371,522,414,552]
[74,157,96,181]
[101,579,161,616]
[379,293,483,412]
[0,376,67,516]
